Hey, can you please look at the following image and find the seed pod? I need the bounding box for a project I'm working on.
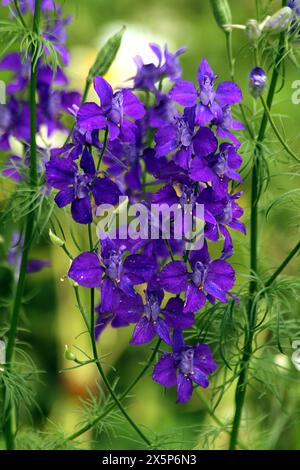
[209,0,232,31]
[263,7,293,33]
[88,27,125,82]
[49,228,65,248]
[245,19,261,43]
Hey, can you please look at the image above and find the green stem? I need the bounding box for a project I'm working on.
[265,240,300,287]
[13,0,27,28]
[61,339,161,445]
[259,96,300,163]
[3,0,41,451]
[229,25,286,450]
[97,126,108,171]
[86,224,151,446]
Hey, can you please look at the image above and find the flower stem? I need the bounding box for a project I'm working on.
[61,339,161,445]
[13,0,27,28]
[86,224,151,447]
[229,25,286,450]
[265,240,300,287]
[259,96,300,163]
[3,0,41,450]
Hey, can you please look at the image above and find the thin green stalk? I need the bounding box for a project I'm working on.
[97,126,108,171]
[229,23,287,449]
[3,0,42,450]
[86,224,151,446]
[260,96,300,163]
[61,339,161,445]
[265,240,300,287]
[13,0,27,28]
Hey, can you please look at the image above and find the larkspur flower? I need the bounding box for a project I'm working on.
[133,43,185,93]
[152,331,217,403]
[77,76,145,142]
[130,279,194,346]
[168,58,243,145]
[159,241,235,312]
[45,148,122,224]
[68,234,157,311]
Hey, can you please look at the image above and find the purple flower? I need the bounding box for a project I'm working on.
[0,98,31,149]
[95,291,144,339]
[130,279,194,346]
[2,0,55,13]
[168,58,243,145]
[68,234,157,307]
[159,241,235,312]
[45,148,122,224]
[152,331,217,403]
[133,43,185,93]
[249,67,267,99]
[7,232,50,274]
[77,76,145,142]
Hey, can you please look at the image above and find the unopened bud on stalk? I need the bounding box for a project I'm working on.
[49,228,65,247]
[0,340,6,371]
[68,277,79,287]
[209,0,232,31]
[246,19,262,42]
[88,27,125,82]
[249,67,267,98]
[263,7,293,33]
[64,345,77,362]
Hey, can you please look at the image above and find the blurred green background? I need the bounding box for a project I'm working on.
[1,0,300,450]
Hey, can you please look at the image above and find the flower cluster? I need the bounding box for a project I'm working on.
[0,4,80,159]
[44,44,245,403]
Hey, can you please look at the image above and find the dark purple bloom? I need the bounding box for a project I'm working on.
[159,241,235,312]
[68,234,157,308]
[95,291,144,339]
[77,76,145,142]
[249,67,267,99]
[2,0,54,12]
[0,98,31,149]
[130,278,194,346]
[152,331,217,403]
[168,58,243,146]
[133,43,185,93]
[7,232,50,274]
[45,148,122,224]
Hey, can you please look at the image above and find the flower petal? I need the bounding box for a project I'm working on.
[152,353,177,388]
[68,252,103,288]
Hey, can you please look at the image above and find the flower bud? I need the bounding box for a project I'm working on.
[263,7,293,33]
[245,19,261,42]
[88,27,125,82]
[64,345,77,362]
[249,67,267,98]
[49,228,65,247]
[209,0,232,31]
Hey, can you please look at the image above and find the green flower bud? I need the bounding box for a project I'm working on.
[64,345,77,362]
[245,19,261,43]
[49,228,65,248]
[88,27,125,82]
[210,0,232,31]
[68,277,79,288]
[263,7,293,33]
